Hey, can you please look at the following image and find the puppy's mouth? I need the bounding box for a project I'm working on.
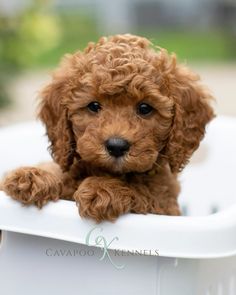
[77,136,158,174]
[107,156,127,173]
[104,146,158,174]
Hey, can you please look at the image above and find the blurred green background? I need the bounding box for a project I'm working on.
[0,0,236,121]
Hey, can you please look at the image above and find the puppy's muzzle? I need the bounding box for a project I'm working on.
[105,137,130,158]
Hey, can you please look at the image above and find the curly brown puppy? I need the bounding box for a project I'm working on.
[2,34,214,222]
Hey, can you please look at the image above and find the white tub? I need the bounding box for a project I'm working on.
[0,116,236,295]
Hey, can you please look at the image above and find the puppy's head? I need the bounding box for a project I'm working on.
[39,34,214,174]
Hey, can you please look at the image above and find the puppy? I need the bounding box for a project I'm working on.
[2,34,214,222]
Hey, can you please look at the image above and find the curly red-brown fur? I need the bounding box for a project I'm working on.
[3,165,62,207]
[2,34,214,222]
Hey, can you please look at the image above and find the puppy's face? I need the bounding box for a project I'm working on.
[69,88,173,174]
[39,34,214,174]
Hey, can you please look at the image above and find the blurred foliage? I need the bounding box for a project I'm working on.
[0,3,235,109]
[0,0,61,107]
[36,14,234,68]
[35,11,99,67]
[143,30,232,62]
[0,75,9,108]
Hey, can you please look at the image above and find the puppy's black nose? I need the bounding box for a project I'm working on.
[105,137,130,158]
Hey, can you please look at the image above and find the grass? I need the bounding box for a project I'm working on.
[142,30,232,62]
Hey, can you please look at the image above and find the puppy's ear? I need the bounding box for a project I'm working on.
[38,81,76,172]
[160,55,215,173]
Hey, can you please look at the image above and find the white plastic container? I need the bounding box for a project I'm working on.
[0,116,236,295]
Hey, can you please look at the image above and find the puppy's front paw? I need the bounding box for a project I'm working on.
[2,167,62,207]
[74,177,132,223]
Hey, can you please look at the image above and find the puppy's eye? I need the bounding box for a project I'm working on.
[87,101,101,113]
[137,103,153,116]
